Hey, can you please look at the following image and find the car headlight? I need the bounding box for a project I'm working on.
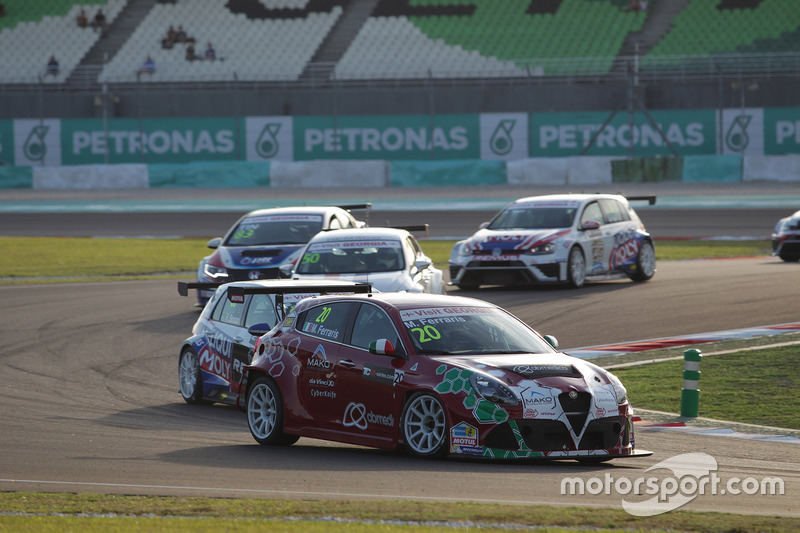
[607,372,628,404]
[470,373,518,406]
[525,242,557,255]
[203,263,229,280]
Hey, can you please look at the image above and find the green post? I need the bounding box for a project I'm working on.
[680,349,702,417]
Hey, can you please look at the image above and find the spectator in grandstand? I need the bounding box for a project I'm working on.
[185,42,197,61]
[91,8,107,34]
[175,25,194,43]
[140,56,156,75]
[162,25,177,49]
[204,42,216,61]
[46,56,59,77]
[639,0,648,10]
[76,9,88,28]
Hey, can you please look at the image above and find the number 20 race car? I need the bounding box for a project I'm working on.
[242,292,652,461]
[449,194,656,289]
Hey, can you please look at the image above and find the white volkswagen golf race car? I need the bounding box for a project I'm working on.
[449,194,656,289]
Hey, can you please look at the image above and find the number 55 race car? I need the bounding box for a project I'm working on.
[449,194,656,289]
[242,292,652,462]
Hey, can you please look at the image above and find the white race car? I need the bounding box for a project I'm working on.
[285,226,446,294]
[449,194,656,289]
[772,209,800,262]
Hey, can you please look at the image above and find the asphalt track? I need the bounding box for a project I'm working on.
[1,183,799,517]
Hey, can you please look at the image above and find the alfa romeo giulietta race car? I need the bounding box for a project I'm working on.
[242,292,652,461]
[449,194,656,289]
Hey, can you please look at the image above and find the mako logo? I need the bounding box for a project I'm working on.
[14,119,61,166]
[246,116,293,161]
[481,113,528,160]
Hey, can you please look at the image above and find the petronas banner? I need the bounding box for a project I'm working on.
[4,108,800,166]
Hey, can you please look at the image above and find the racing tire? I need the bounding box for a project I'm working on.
[401,393,448,458]
[178,349,210,405]
[629,240,656,282]
[566,247,586,289]
[778,252,800,262]
[247,376,299,446]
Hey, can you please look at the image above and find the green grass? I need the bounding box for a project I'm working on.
[0,238,773,284]
[2,492,799,533]
[613,344,800,429]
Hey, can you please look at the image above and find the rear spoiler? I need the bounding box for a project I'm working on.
[335,203,371,212]
[625,195,657,205]
[392,224,430,236]
[177,281,224,297]
[228,283,373,320]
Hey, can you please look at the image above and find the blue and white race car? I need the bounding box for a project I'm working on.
[449,194,656,289]
[194,204,369,306]
[177,279,372,405]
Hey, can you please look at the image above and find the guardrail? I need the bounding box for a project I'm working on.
[1,52,798,93]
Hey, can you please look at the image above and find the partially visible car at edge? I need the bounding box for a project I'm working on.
[242,292,652,462]
[285,226,446,294]
[194,204,370,306]
[449,193,656,289]
[177,279,371,406]
[772,209,800,262]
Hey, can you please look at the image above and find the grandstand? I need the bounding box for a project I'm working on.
[0,0,799,116]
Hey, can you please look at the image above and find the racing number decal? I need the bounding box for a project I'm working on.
[302,253,320,264]
[315,306,332,323]
[411,325,441,343]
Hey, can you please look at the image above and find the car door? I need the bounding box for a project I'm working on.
[577,201,609,275]
[598,198,637,271]
[333,303,407,445]
[293,301,358,430]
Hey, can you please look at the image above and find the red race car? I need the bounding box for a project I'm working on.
[242,292,651,461]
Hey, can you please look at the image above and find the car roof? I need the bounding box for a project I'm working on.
[220,279,369,290]
[307,226,411,242]
[239,206,348,218]
[510,193,628,205]
[306,291,497,311]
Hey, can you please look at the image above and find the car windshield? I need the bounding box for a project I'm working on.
[225,214,324,246]
[488,205,576,230]
[400,306,556,355]
[296,239,404,274]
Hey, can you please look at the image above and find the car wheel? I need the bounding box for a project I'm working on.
[567,247,586,288]
[401,393,448,458]
[247,376,298,446]
[778,252,800,262]
[178,349,209,404]
[630,240,656,282]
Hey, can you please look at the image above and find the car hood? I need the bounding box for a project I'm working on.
[430,352,611,389]
[465,228,571,253]
[292,271,412,292]
[218,244,303,269]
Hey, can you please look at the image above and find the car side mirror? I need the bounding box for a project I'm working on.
[543,335,559,349]
[580,221,601,231]
[479,221,489,229]
[279,263,294,277]
[413,258,431,272]
[207,237,222,249]
[248,323,272,337]
[369,339,395,355]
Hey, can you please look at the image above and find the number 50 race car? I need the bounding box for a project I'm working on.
[242,292,652,462]
[449,194,656,289]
